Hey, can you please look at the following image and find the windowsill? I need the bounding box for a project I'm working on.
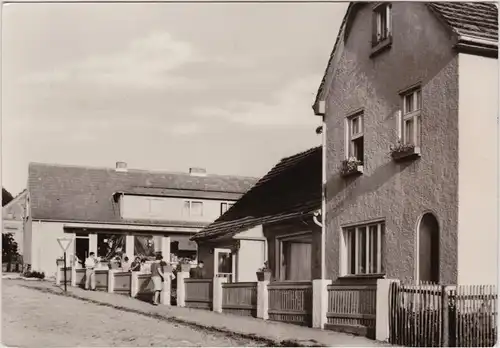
[391,146,421,162]
[370,36,392,58]
[340,164,364,178]
[339,273,386,280]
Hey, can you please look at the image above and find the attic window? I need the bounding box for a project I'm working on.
[371,3,393,57]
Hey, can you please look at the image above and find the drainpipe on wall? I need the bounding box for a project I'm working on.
[320,115,327,280]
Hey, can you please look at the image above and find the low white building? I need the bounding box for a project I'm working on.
[23,161,257,278]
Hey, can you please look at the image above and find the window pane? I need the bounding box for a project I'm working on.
[415,115,421,146]
[347,228,356,275]
[191,202,203,216]
[351,117,359,135]
[183,201,190,216]
[405,94,414,114]
[358,227,367,274]
[353,137,364,162]
[404,119,414,144]
[218,252,232,274]
[221,203,227,215]
[97,234,126,259]
[416,90,422,110]
[369,226,378,274]
[134,235,155,259]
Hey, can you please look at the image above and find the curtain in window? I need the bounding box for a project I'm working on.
[134,235,155,259]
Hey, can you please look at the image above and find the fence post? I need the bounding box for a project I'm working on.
[176,271,189,307]
[131,271,139,298]
[442,285,450,347]
[70,267,76,287]
[213,277,226,313]
[257,280,269,320]
[313,278,332,329]
[108,269,115,293]
[56,266,62,286]
[160,272,171,306]
[376,278,400,342]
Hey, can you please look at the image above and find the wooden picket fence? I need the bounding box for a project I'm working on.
[222,282,257,317]
[185,279,213,310]
[389,282,498,347]
[267,281,313,326]
[325,284,377,338]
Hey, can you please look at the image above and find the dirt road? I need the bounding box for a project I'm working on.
[2,280,265,347]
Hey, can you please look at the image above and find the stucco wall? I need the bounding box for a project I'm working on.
[324,2,459,283]
[31,221,75,278]
[121,195,236,223]
[237,239,265,282]
[457,53,499,285]
[196,244,215,278]
[23,216,32,264]
[3,221,24,255]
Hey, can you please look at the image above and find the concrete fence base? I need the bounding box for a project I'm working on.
[55,266,398,336]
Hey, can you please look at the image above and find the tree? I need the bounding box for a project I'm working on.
[2,187,14,207]
[2,233,19,272]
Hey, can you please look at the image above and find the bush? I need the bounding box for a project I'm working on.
[23,270,45,279]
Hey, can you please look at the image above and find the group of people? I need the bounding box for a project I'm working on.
[82,253,205,306]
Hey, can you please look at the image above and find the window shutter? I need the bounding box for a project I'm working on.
[396,110,402,140]
[371,11,378,46]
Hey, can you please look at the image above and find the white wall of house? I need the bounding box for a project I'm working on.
[234,225,266,282]
[457,53,499,285]
[120,195,236,223]
[30,221,75,278]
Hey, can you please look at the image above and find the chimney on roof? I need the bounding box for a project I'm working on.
[189,167,207,177]
[115,161,128,172]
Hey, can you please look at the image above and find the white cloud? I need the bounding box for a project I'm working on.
[168,122,202,136]
[20,32,201,89]
[193,75,320,127]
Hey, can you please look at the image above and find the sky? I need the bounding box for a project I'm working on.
[1,2,347,196]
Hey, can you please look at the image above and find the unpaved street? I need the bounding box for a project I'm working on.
[2,280,264,347]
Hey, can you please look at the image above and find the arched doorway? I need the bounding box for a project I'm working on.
[417,213,440,283]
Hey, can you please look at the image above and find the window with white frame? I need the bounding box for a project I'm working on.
[343,222,384,275]
[373,3,392,44]
[183,200,204,217]
[400,87,422,146]
[346,113,364,163]
[220,202,234,215]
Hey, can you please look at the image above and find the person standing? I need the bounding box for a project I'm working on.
[84,252,97,291]
[150,254,165,305]
[130,256,141,272]
[190,260,206,279]
[121,256,131,272]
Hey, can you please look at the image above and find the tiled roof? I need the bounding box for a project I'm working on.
[28,162,258,224]
[192,146,322,241]
[429,2,498,42]
[314,2,498,110]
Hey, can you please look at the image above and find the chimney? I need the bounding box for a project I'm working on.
[189,167,207,177]
[115,161,128,172]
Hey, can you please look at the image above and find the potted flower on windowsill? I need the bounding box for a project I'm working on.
[256,261,272,281]
[340,157,364,177]
[390,141,421,162]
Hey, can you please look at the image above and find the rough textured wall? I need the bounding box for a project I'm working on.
[324,2,459,283]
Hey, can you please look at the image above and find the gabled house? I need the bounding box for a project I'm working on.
[313,2,498,285]
[24,161,257,277]
[192,147,321,282]
[2,190,28,255]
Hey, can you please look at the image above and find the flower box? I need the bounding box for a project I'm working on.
[340,158,364,178]
[256,271,272,281]
[391,144,421,162]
